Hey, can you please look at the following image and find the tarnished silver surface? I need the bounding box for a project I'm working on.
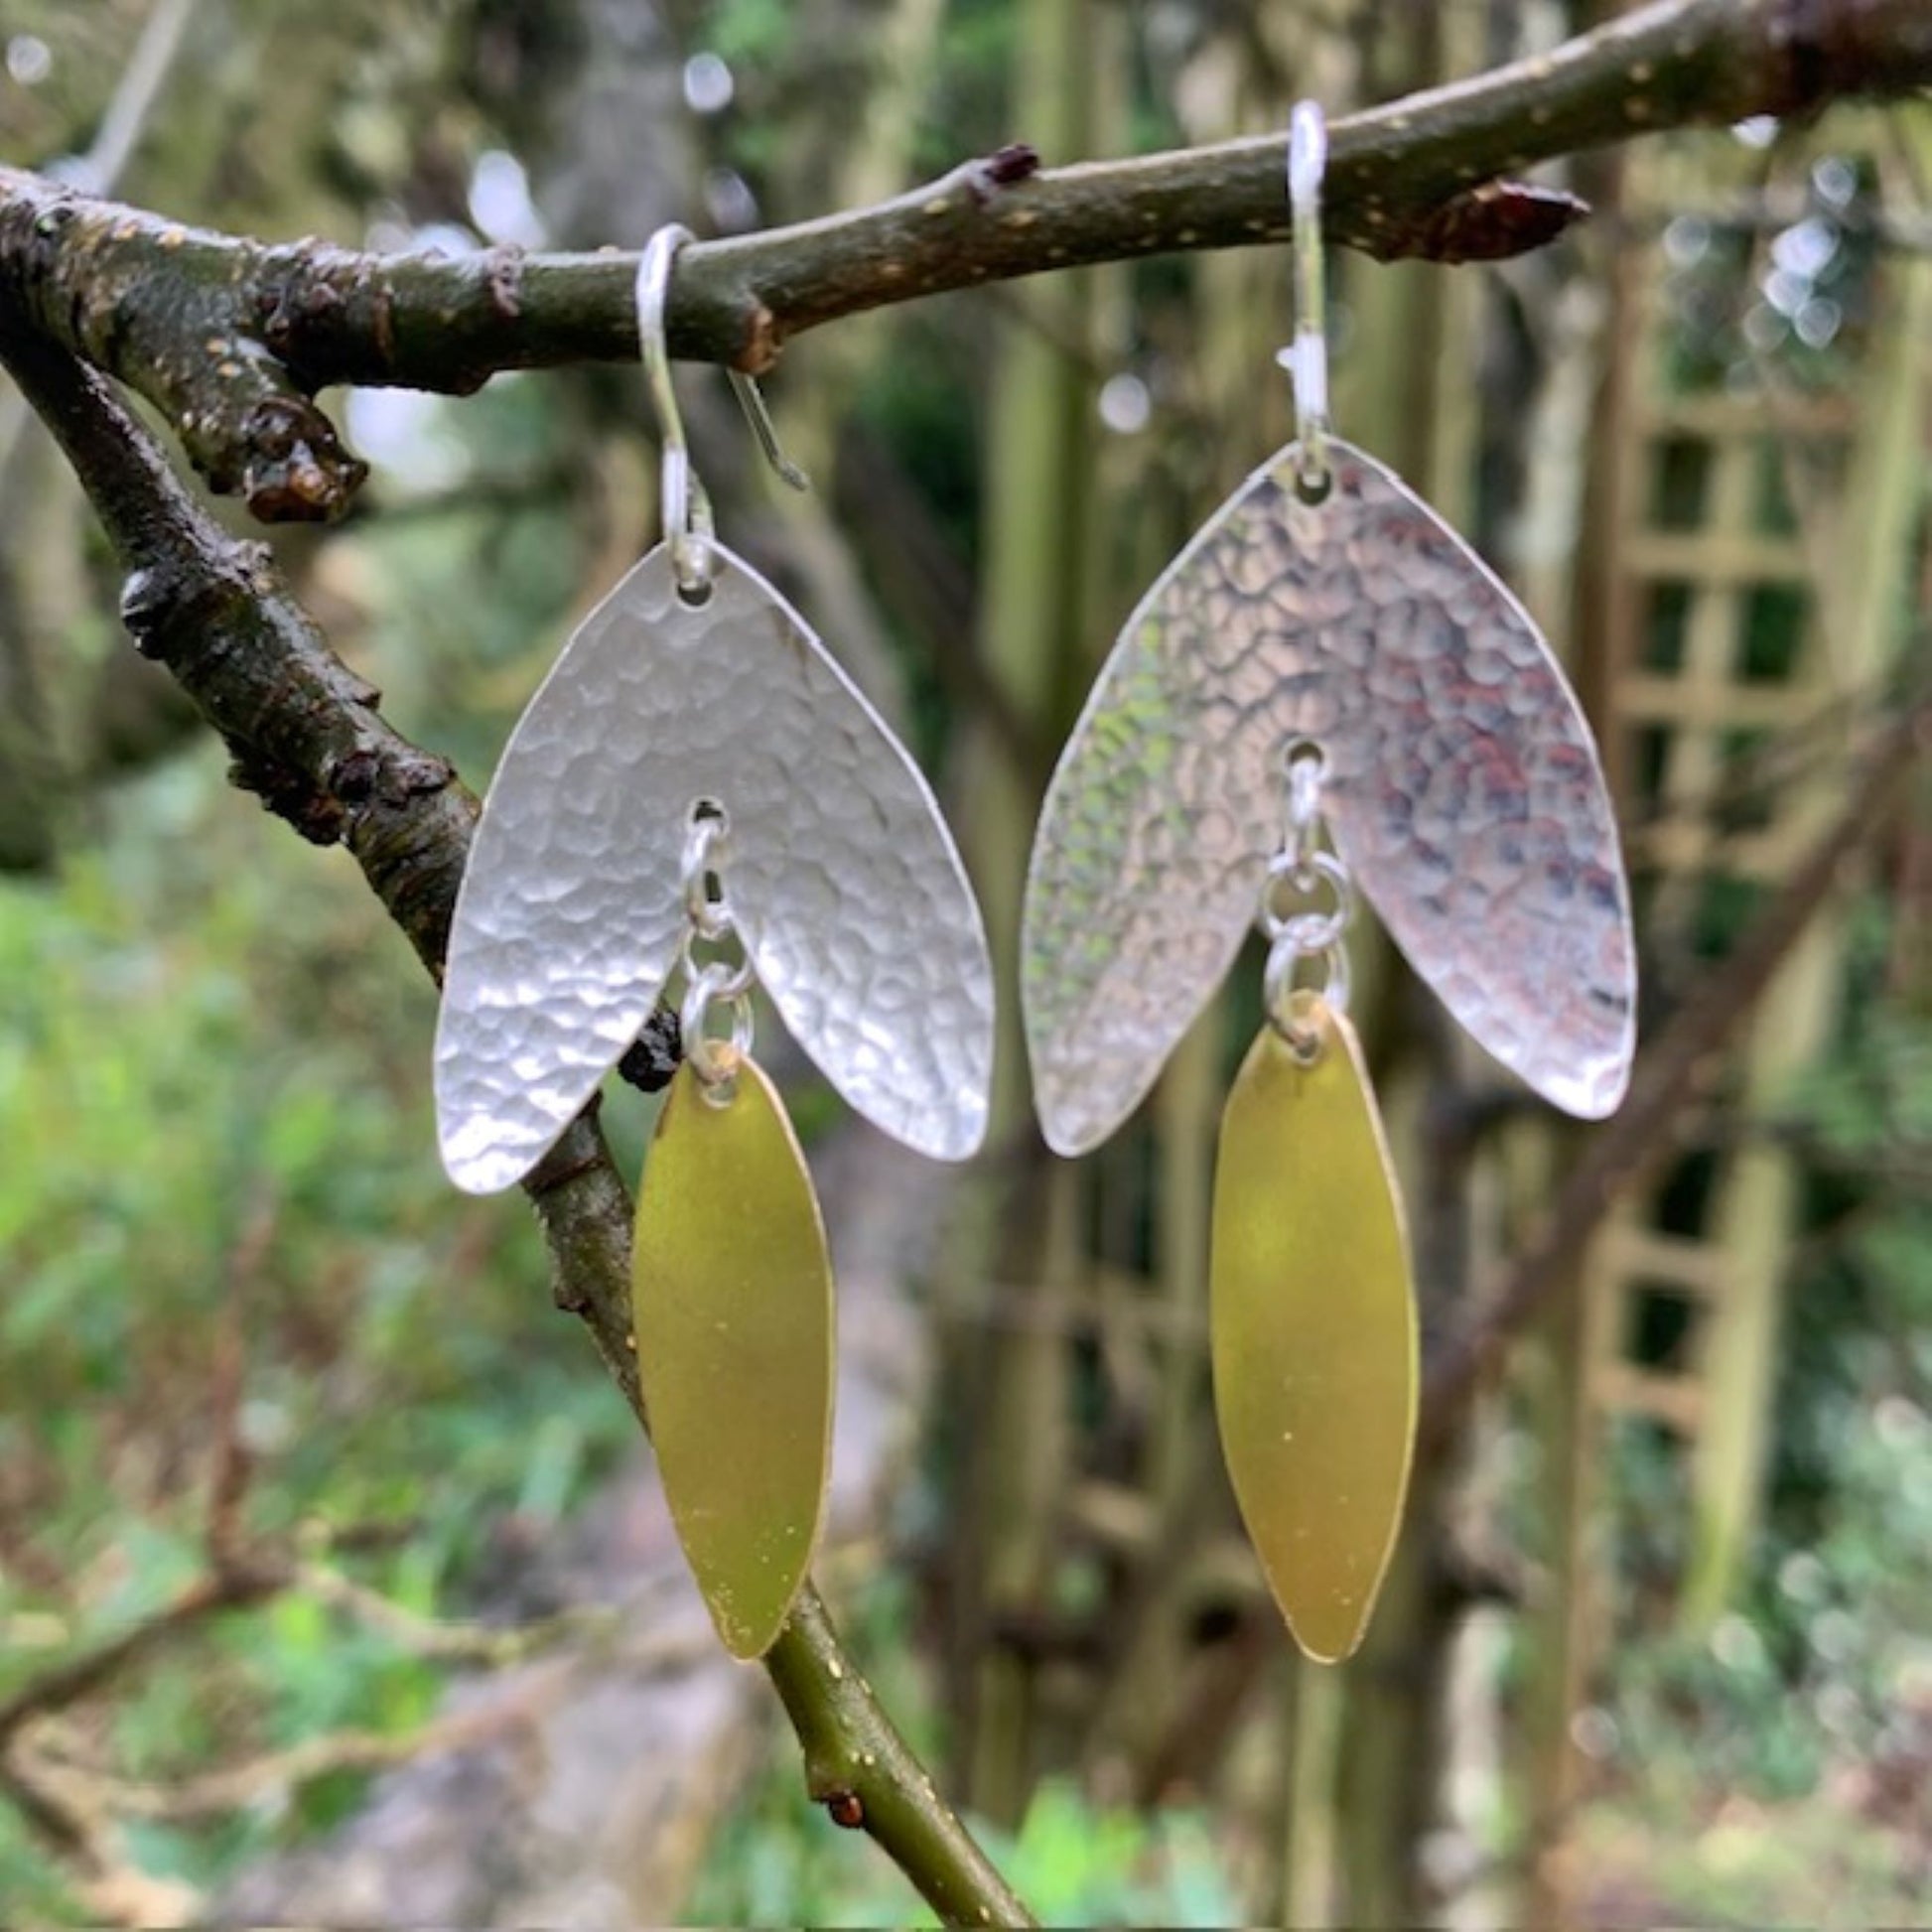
[1023,438,1634,1156]
[437,542,994,1192]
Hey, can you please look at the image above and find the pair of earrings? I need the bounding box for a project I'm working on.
[435,105,1635,1666]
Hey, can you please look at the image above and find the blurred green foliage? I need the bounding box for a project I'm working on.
[1557,892,1932,1920]
[0,746,637,1912]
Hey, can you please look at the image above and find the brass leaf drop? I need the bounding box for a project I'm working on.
[1210,1003,1417,1663]
[632,1056,834,1659]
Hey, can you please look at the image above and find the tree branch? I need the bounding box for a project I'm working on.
[3,0,1928,521]
[0,1565,290,1759]
[21,1700,540,1827]
[0,327,1032,1930]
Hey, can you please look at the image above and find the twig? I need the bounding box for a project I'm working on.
[0,1615,711,1923]
[0,1564,291,1755]
[0,1744,199,1928]
[23,1670,560,1823]
[295,1563,626,1666]
[0,325,1033,1930]
[16,1712,517,1825]
[2,0,1928,520]
[0,1554,698,1843]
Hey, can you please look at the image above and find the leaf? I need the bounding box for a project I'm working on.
[435,540,992,1193]
[1023,436,1633,1156]
[632,1056,834,1659]
[1210,1005,1417,1663]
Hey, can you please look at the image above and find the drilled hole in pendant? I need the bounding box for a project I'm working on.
[1294,462,1333,507]
[676,575,716,610]
[682,799,734,938]
[1279,987,1330,1066]
[1283,738,1327,781]
[694,1049,744,1108]
[1281,739,1329,849]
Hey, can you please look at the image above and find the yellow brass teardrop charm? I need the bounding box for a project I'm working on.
[632,1053,834,1660]
[1210,996,1417,1664]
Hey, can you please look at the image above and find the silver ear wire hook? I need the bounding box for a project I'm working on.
[727,369,811,492]
[637,225,811,600]
[1277,100,1332,497]
[637,224,715,598]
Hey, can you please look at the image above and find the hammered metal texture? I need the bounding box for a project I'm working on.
[1023,438,1634,1156]
[436,542,994,1192]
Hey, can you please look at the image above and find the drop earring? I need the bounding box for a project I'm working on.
[435,223,996,1654]
[1021,106,1635,1661]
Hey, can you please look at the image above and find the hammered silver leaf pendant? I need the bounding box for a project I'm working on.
[437,542,994,1192]
[1023,437,1635,1157]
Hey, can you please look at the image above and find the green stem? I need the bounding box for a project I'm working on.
[766,1589,1036,1927]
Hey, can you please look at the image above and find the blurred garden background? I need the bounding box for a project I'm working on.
[0,0,1929,1924]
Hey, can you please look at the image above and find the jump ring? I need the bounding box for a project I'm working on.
[1264,929,1351,1040]
[678,927,755,1001]
[1259,847,1352,944]
[680,959,755,1096]
[681,809,735,940]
